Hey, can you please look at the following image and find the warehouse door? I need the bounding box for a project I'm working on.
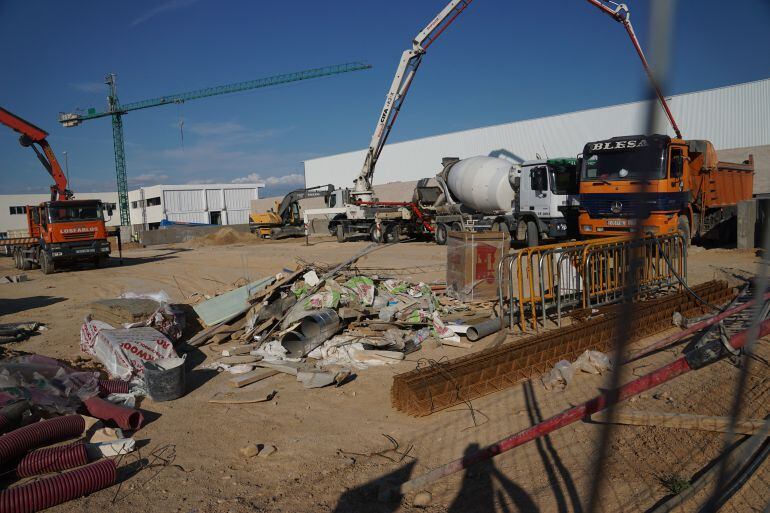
[209,211,222,225]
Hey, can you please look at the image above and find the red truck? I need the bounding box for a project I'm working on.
[1,107,112,274]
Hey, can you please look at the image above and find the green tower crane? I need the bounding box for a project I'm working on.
[59,62,372,226]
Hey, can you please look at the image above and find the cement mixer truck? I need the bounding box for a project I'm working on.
[417,156,580,246]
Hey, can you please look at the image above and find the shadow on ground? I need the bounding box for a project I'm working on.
[0,296,67,316]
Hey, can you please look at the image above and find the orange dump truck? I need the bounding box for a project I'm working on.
[578,134,754,241]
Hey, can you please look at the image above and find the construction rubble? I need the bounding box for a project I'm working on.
[188,255,498,390]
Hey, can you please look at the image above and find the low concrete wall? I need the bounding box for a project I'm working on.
[138,224,251,246]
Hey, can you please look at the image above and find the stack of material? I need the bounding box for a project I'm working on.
[89,298,160,326]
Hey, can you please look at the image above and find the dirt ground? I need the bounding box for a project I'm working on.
[0,237,768,512]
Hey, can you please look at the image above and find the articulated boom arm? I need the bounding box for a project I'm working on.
[276,184,335,220]
[354,0,472,196]
[585,0,682,139]
[0,106,72,201]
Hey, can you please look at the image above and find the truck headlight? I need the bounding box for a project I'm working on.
[582,225,593,232]
[52,252,63,257]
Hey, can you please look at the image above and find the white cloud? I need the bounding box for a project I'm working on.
[130,0,198,27]
[231,173,305,186]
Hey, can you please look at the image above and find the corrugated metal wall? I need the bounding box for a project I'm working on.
[227,210,250,225]
[164,189,205,213]
[206,189,223,211]
[223,188,255,210]
[305,79,770,190]
[167,212,208,224]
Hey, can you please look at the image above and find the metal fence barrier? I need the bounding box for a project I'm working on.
[497,234,687,331]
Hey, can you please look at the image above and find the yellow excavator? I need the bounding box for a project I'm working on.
[250,184,335,238]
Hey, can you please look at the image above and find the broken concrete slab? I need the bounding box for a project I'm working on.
[255,360,305,376]
[297,369,336,389]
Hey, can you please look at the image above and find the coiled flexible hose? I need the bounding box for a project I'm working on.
[0,416,85,467]
[98,379,130,395]
[83,397,144,431]
[16,442,90,478]
[0,458,116,513]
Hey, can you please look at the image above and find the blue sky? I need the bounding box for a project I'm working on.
[1,0,769,198]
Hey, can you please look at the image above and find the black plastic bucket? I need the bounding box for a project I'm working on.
[143,357,186,402]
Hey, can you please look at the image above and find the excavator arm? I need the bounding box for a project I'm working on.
[0,106,72,201]
[585,0,682,139]
[275,184,335,221]
[353,0,473,199]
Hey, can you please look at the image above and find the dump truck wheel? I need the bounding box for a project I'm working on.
[435,224,448,246]
[336,226,345,243]
[526,221,539,247]
[40,252,54,274]
[451,222,463,233]
[677,215,691,246]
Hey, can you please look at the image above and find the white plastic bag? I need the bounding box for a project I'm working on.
[80,318,177,381]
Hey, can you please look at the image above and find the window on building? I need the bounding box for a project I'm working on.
[9,206,27,215]
[104,203,117,211]
[146,197,161,206]
[131,201,138,209]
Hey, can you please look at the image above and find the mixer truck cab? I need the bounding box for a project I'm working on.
[578,134,754,241]
[514,158,580,244]
[431,156,579,246]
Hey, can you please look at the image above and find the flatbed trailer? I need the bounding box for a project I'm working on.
[331,201,435,243]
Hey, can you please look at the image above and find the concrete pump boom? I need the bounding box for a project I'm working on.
[353,0,472,201]
[585,0,682,138]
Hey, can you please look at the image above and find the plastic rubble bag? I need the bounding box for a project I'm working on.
[378,307,397,322]
[413,327,431,347]
[80,317,178,381]
[541,360,575,390]
[291,280,309,299]
[0,355,99,414]
[119,290,185,341]
[121,290,171,303]
[404,309,430,324]
[303,288,341,309]
[344,276,376,306]
[573,350,612,374]
[381,279,409,294]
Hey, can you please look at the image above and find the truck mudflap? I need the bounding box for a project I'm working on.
[45,240,111,261]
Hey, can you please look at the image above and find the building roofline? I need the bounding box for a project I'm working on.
[304,77,770,163]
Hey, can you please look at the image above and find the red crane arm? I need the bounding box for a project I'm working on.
[0,106,72,200]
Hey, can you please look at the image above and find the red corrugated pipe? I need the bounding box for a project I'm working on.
[0,415,9,434]
[98,379,131,395]
[0,458,116,513]
[397,318,770,495]
[83,396,144,431]
[16,441,90,478]
[0,415,85,467]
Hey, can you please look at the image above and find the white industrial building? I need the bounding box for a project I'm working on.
[304,78,770,194]
[128,183,263,230]
[0,183,263,236]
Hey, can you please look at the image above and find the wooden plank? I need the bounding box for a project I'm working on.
[228,369,280,388]
[209,389,276,404]
[222,344,257,356]
[591,409,767,436]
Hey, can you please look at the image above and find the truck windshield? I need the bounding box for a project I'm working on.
[550,164,577,195]
[582,144,666,181]
[48,204,104,223]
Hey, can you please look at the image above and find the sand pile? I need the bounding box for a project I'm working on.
[189,227,257,247]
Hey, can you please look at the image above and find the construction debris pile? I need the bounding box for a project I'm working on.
[188,257,494,390]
